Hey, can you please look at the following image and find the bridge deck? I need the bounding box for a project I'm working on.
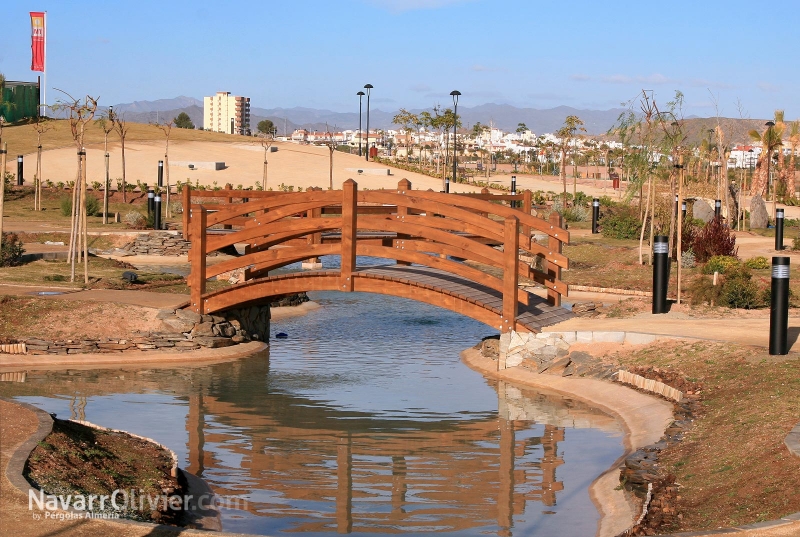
[355,265,574,332]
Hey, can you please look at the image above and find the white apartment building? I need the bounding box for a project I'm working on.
[203,91,251,135]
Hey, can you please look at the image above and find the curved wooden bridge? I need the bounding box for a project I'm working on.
[184,179,573,333]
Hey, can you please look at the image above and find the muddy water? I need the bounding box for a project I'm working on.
[5,289,624,536]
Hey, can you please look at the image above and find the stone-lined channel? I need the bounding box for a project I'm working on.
[4,289,625,536]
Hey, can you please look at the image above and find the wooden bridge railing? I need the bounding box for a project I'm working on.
[185,179,569,332]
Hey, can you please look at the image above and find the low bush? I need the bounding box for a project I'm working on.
[553,199,588,222]
[702,255,740,275]
[744,256,770,270]
[124,211,147,229]
[681,249,696,268]
[692,218,737,262]
[721,265,761,309]
[687,275,724,306]
[60,195,101,217]
[600,205,642,240]
[0,232,25,267]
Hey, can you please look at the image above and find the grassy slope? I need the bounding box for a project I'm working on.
[1,119,241,156]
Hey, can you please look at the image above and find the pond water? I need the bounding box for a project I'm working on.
[3,282,624,536]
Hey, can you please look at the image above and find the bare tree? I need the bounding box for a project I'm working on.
[98,108,115,223]
[257,131,274,189]
[52,90,98,284]
[31,114,52,211]
[113,113,130,203]
[155,120,174,217]
[322,125,337,190]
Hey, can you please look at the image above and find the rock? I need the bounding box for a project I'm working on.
[218,323,236,337]
[750,194,769,229]
[539,354,571,375]
[191,322,215,337]
[156,309,176,320]
[571,302,599,317]
[193,336,235,348]
[692,199,715,223]
[175,309,202,324]
[480,338,500,358]
[231,334,246,343]
[161,317,195,333]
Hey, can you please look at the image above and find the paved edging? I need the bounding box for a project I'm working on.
[0,340,266,370]
[542,330,693,345]
[568,284,653,297]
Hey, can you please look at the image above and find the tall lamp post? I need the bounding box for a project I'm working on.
[449,90,461,194]
[357,91,365,156]
[364,84,373,161]
[766,121,775,220]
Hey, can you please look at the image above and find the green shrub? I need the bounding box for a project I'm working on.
[744,256,770,270]
[124,211,147,229]
[0,232,25,267]
[600,205,642,239]
[793,236,800,251]
[702,255,740,275]
[723,278,760,309]
[60,195,101,217]
[687,275,723,306]
[598,195,617,207]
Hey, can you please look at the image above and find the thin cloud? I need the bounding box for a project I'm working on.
[409,83,431,92]
[758,82,779,92]
[365,0,477,13]
[601,73,675,85]
[570,74,591,82]
[527,92,572,101]
[471,64,505,73]
[690,78,735,90]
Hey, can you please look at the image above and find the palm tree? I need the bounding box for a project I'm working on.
[749,111,785,197]
[786,120,799,199]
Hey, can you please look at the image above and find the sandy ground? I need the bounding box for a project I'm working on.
[19,140,489,194]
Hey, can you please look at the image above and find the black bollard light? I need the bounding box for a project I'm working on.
[652,235,670,314]
[714,199,721,218]
[592,198,600,234]
[775,208,784,251]
[681,201,687,221]
[147,188,154,218]
[17,155,23,186]
[157,160,164,188]
[769,256,790,355]
[674,194,678,216]
[510,175,517,208]
[445,175,449,194]
[153,194,162,230]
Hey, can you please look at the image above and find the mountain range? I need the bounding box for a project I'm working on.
[106,96,629,135]
[102,96,771,145]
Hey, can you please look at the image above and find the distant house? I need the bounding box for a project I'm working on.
[203,92,250,135]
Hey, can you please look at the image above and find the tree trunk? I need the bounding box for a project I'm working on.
[121,137,127,203]
[638,175,652,266]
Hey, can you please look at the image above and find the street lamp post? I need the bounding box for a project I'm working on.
[449,90,461,194]
[357,91,365,157]
[364,84,373,161]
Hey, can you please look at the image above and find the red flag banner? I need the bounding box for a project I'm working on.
[30,12,45,72]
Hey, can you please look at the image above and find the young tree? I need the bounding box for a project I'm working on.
[516,122,528,134]
[97,109,115,222]
[257,119,275,135]
[52,90,98,284]
[31,115,52,211]
[155,120,174,217]
[788,120,799,199]
[322,126,337,190]
[556,115,585,204]
[174,112,194,129]
[113,113,130,202]
[392,108,417,164]
[257,131,274,189]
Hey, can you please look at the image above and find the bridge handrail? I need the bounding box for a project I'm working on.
[187,179,568,328]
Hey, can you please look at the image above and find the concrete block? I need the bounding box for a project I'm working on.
[593,331,626,343]
[624,332,657,345]
[547,331,576,343]
[505,353,524,368]
[575,331,593,343]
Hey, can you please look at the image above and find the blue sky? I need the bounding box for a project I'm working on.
[1,0,797,119]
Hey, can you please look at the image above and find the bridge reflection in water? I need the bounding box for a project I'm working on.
[5,293,623,536]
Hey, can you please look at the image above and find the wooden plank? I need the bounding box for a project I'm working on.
[182,184,192,239]
[189,205,207,314]
[547,212,563,307]
[340,179,357,291]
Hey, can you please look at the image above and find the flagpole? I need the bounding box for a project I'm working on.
[42,11,47,117]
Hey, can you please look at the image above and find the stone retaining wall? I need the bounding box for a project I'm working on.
[5,304,274,356]
[123,231,191,256]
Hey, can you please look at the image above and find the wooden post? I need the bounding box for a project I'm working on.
[0,144,6,240]
[189,205,208,314]
[182,184,192,239]
[546,212,563,307]
[396,179,411,266]
[340,179,357,291]
[480,187,490,218]
[223,184,233,230]
[502,216,519,333]
[522,190,532,238]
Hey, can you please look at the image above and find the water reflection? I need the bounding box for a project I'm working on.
[3,292,623,536]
